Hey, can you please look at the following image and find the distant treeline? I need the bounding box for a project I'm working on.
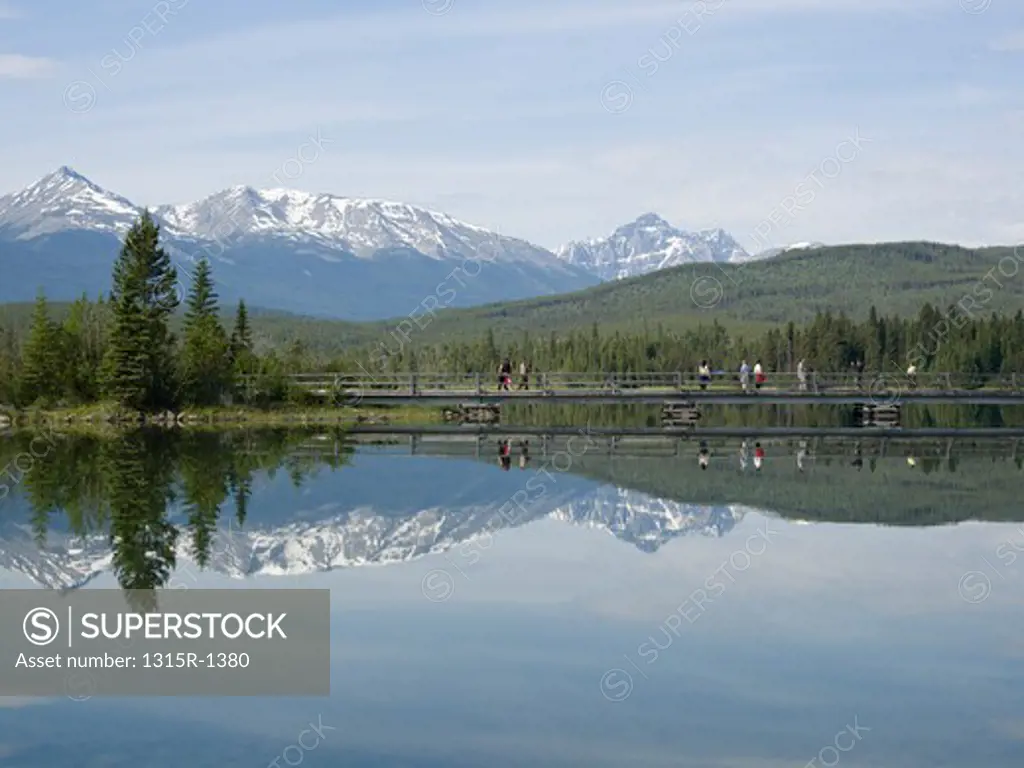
[1,214,1022,410]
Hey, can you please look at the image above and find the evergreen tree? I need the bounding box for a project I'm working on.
[229,299,256,397]
[20,290,63,404]
[229,299,253,361]
[102,211,179,410]
[62,294,108,402]
[180,258,232,405]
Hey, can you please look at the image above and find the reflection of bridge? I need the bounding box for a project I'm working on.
[265,371,1024,406]
[291,428,1024,460]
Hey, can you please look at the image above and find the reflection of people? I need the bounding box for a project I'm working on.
[796,440,807,472]
[698,440,710,470]
[498,439,511,470]
[852,441,863,471]
[519,440,530,469]
[739,440,750,472]
[754,442,764,471]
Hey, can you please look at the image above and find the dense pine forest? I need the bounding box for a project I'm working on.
[1,213,1023,411]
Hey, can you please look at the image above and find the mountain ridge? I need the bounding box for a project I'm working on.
[0,167,600,319]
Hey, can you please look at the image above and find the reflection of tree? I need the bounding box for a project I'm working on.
[8,427,355,601]
[103,430,179,605]
[179,433,232,568]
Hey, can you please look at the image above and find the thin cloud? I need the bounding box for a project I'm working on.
[0,53,56,79]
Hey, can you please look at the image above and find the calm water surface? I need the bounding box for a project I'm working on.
[0,430,1022,767]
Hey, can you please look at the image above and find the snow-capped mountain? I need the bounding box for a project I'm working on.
[556,213,751,280]
[0,167,598,319]
[153,186,558,267]
[0,489,749,589]
[0,166,156,240]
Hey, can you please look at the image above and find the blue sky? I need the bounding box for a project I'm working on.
[1,0,1022,251]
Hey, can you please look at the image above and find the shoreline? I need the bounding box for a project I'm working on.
[0,403,441,432]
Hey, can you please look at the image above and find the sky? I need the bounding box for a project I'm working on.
[1,0,1023,253]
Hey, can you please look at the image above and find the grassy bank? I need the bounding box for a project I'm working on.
[0,401,441,432]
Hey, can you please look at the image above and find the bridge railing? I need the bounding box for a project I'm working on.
[260,370,1023,396]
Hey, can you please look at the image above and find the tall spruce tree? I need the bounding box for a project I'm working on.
[229,299,255,370]
[20,290,64,404]
[180,258,231,405]
[103,211,179,410]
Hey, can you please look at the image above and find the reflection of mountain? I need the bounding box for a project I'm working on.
[0,476,745,588]
[551,487,745,553]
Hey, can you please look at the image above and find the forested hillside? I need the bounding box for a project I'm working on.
[3,235,1023,411]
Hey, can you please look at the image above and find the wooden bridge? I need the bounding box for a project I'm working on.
[260,371,1024,406]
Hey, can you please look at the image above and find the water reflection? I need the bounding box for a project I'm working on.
[1,429,1023,766]
[1,429,1023,599]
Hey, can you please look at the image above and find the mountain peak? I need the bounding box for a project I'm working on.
[0,166,142,239]
[51,165,90,182]
[557,215,750,280]
[629,212,673,229]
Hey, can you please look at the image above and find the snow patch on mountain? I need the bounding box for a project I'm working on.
[556,213,752,280]
[753,241,826,259]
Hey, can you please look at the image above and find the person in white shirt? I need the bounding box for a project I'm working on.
[797,359,807,391]
[698,360,711,390]
[518,360,530,390]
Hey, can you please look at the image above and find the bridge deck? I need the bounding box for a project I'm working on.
[259,371,1024,406]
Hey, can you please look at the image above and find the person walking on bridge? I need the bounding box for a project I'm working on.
[739,360,751,393]
[518,360,531,391]
[698,360,711,391]
[498,358,512,391]
[754,360,766,391]
[797,359,807,391]
[906,363,918,389]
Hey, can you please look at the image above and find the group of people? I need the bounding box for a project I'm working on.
[492,358,923,393]
[699,440,767,471]
[497,358,532,391]
[697,361,768,391]
[737,360,767,392]
[497,439,530,470]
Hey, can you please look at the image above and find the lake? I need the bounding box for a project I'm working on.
[0,428,1022,767]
